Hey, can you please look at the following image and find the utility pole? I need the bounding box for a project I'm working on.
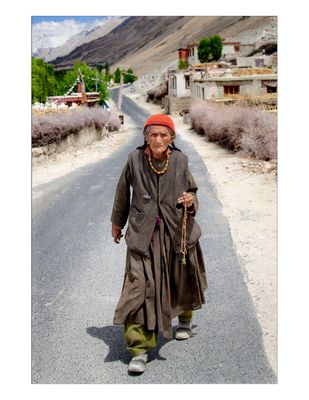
[117,70,125,111]
[117,70,125,124]
[91,70,104,92]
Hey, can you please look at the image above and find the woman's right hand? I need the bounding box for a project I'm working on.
[112,223,123,244]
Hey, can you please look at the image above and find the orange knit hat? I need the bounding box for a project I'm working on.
[143,114,176,136]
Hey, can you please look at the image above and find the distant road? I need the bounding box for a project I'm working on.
[32,90,276,383]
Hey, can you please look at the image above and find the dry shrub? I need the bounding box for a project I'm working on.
[32,106,120,148]
[147,81,168,104]
[189,99,277,160]
[107,107,121,132]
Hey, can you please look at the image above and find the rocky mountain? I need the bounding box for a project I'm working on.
[34,17,127,62]
[51,16,277,76]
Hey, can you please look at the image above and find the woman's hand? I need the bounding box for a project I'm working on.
[112,223,123,244]
[177,192,194,208]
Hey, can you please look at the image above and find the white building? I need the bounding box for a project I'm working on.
[191,73,277,100]
[222,41,255,62]
[236,54,276,68]
[187,42,199,65]
[165,69,191,113]
[168,70,191,98]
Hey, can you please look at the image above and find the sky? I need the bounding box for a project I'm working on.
[31,16,111,51]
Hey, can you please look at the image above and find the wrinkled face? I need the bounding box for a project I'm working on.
[146,125,173,158]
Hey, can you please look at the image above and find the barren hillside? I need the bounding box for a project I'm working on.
[37,17,127,62]
[52,16,277,76]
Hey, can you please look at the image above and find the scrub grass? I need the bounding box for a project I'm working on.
[189,99,277,160]
[32,106,121,148]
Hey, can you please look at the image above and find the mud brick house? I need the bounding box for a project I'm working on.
[190,68,277,109]
[166,37,277,113]
[178,42,199,65]
[222,41,255,63]
[165,68,191,113]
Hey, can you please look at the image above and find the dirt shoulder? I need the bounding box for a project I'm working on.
[32,93,277,374]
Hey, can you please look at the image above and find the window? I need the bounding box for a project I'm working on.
[267,85,277,93]
[262,80,277,93]
[234,45,240,52]
[255,58,264,67]
[223,85,240,96]
[202,87,205,100]
[185,75,190,89]
[173,77,177,90]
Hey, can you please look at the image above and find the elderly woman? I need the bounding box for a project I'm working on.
[111,114,207,373]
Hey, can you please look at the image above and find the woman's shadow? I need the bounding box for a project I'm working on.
[86,325,177,365]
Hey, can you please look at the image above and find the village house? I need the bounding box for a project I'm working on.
[166,64,277,112]
[165,68,191,113]
[236,53,277,68]
[187,42,200,65]
[178,42,199,65]
[222,41,241,61]
[165,36,277,113]
[45,70,100,108]
[191,70,277,100]
[179,40,257,65]
[178,34,277,67]
[222,41,262,64]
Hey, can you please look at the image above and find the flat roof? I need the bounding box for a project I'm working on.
[193,74,277,83]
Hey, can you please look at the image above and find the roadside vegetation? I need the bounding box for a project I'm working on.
[189,99,277,161]
[32,107,121,148]
[32,58,138,104]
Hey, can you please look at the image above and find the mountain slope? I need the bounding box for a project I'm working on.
[34,17,127,62]
[51,16,277,76]
[52,16,189,66]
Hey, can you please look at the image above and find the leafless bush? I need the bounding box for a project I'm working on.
[147,81,168,104]
[106,107,122,132]
[189,99,277,160]
[32,106,120,148]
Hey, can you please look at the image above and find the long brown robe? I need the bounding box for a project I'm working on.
[111,147,207,339]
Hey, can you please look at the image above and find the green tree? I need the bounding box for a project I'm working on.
[103,62,111,82]
[45,63,57,95]
[123,68,137,84]
[178,58,188,70]
[210,35,223,61]
[114,67,121,84]
[60,62,109,103]
[198,35,223,63]
[32,58,109,104]
[32,57,57,103]
[198,38,212,63]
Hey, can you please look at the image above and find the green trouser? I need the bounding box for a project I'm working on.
[124,311,193,356]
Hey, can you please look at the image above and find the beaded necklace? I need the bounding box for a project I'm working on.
[148,152,170,175]
[180,203,188,265]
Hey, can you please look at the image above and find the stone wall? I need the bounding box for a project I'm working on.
[32,125,108,158]
[163,95,191,114]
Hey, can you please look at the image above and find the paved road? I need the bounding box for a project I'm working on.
[32,90,276,383]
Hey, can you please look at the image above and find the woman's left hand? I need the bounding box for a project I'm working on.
[177,192,194,208]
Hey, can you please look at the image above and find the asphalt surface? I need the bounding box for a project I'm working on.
[32,89,277,383]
